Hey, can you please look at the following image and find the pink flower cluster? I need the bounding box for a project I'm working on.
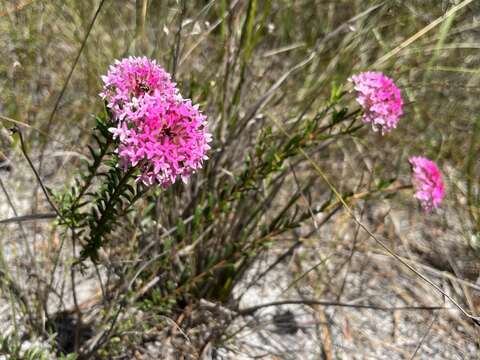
[350,71,403,135]
[100,57,211,187]
[409,156,445,212]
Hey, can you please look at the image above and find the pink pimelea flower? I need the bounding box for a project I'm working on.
[409,156,445,212]
[100,56,211,187]
[350,71,403,134]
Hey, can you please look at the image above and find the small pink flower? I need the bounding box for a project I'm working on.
[350,71,403,134]
[409,156,445,212]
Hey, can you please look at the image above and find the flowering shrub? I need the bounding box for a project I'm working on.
[4,3,475,359]
[100,56,211,186]
[350,71,403,135]
[409,156,445,212]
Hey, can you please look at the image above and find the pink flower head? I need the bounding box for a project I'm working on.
[350,71,403,135]
[101,57,211,187]
[409,156,445,212]
[100,56,179,121]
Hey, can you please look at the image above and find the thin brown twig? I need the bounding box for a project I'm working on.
[238,299,445,316]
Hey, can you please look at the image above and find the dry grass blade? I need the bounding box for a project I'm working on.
[179,0,241,66]
[43,0,107,135]
[374,0,475,65]
[238,299,445,316]
[0,213,57,224]
[15,127,61,217]
[408,312,439,359]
